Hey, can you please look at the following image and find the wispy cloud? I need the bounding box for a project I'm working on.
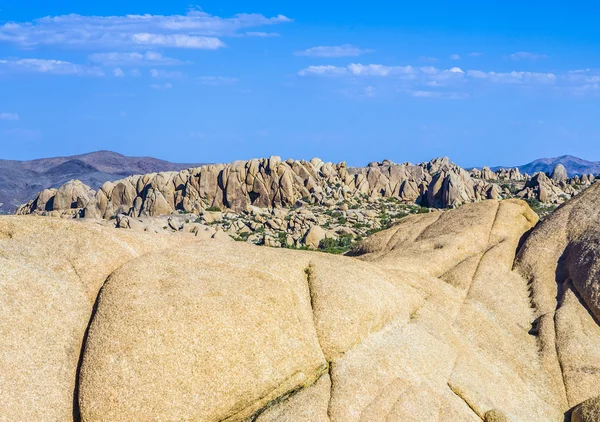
[299,62,560,87]
[0,112,19,121]
[113,67,125,77]
[150,82,173,90]
[150,68,184,79]
[0,58,104,76]
[418,56,439,63]
[468,52,483,57]
[295,44,373,58]
[408,90,469,100]
[467,70,556,84]
[0,8,292,49]
[450,54,461,60]
[197,76,238,85]
[297,61,600,98]
[245,31,279,37]
[509,52,549,61]
[299,63,415,77]
[130,33,223,49]
[89,51,185,66]
[298,63,464,82]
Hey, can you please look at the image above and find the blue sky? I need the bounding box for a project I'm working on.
[1,1,600,167]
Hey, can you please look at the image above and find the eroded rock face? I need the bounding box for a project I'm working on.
[516,182,600,410]
[19,157,518,219]
[4,195,600,421]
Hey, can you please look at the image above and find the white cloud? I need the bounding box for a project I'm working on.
[197,76,238,85]
[298,65,349,76]
[0,58,104,76]
[467,70,556,84]
[131,33,224,49]
[408,90,469,100]
[509,52,549,61]
[295,44,373,58]
[89,51,185,66]
[348,63,414,76]
[468,52,483,57]
[298,64,415,77]
[113,67,125,77]
[0,9,292,49]
[150,68,184,79]
[0,112,19,121]
[150,82,173,90]
[245,31,279,37]
[450,54,461,60]
[298,61,600,97]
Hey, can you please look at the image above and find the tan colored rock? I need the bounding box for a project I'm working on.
[0,216,201,421]
[0,256,89,421]
[304,225,328,249]
[484,409,511,422]
[78,245,327,421]
[254,374,331,422]
[53,180,96,210]
[6,195,600,421]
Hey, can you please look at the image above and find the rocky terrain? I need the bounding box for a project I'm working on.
[0,150,201,214]
[16,156,597,252]
[4,185,600,420]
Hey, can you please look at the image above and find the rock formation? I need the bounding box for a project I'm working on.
[18,157,594,224]
[15,157,515,219]
[551,164,569,183]
[4,193,600,420]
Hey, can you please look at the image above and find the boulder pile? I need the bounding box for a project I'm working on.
[15,158,596,250]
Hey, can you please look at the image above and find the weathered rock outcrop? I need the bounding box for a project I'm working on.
[17,157,510,219]
[516,181,600,411]
[5,195,600,420]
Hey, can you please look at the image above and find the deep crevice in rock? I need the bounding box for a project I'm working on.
[72,279,106,422]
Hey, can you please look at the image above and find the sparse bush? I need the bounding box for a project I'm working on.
[318,234,354,254]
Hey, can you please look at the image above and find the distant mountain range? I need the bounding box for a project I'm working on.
[493,155,600,177]
[0,151,202,214]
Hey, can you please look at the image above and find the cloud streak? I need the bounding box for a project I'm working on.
[197,76,238,85]
[295,44,373,58]
[0,9,292,50]
[408,90,469,100]
[298,62,600,98]
[509,52,549,61]
[0,58,104,76]
[0,112,19,120]
[89,51,186,66]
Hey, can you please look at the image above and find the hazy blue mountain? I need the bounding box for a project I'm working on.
[0,151,202,214]
[493,155,600,177]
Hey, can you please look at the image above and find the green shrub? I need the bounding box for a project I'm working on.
[318,234,354,254]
